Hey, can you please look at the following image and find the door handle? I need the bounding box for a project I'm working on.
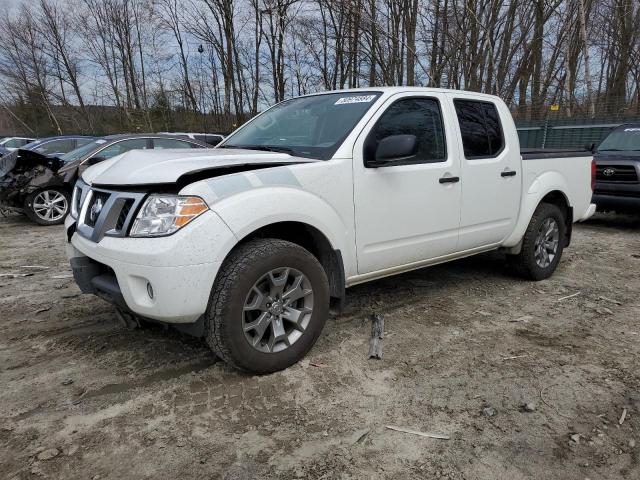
[501,170,517,177]
[439,176,460,184]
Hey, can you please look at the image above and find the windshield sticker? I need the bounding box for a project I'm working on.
[335,95,377,105]
[623,128,640,132]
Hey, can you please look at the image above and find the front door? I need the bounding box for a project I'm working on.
[353,93,462,274]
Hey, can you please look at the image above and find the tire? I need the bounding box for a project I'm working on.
[509,202,566,281]
[205,238,330,374]
[24,188,70,225]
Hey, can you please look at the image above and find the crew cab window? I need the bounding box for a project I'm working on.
[367,97,447,163]
[97,139,149,160]
[153,138,197,149]
[454,100,504,159]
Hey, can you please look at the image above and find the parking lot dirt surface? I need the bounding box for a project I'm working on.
[1,214,639,480]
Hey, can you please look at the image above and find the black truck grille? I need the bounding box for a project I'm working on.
[115,199,134,231]
[596,165,638,183]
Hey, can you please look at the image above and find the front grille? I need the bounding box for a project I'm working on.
[596,165,638,183]
[84,191,110,227]
[75,182,147,243]
[115,199,134,232]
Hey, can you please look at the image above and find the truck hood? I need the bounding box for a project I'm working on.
[83,148,318,187]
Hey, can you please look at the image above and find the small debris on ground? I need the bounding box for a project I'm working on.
[310,362,328,368]
[385,425,450,440]
[482,406,497,417]
[36,448,60,461]
[509,315,533,323]
[368,313,384,360]
[598,296,622,305]
[52,273,74,279]
[520,402,537,412]
[500,354,528,360]
[558,292,581,302]
[619,408,627,425]
[62,378,74,386]
[0,273,33,278]
[570,433,581,444]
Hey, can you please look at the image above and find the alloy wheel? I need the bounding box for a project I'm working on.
[534,217,559,268]
[242,267,314,353]
[32,190,68,222]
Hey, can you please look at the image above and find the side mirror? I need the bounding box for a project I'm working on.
[87,156,104,165]
[584,142,596,153]
[366,134,418,168]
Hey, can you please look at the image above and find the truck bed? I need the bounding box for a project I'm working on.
[521,148,593,160]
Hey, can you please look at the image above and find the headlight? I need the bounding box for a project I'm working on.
[130,195,208,237]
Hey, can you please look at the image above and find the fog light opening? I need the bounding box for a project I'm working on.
[147,282,154,299]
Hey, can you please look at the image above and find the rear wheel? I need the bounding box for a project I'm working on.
[24,188,70,225]
[205,238,330,374]
[509,202,566,280]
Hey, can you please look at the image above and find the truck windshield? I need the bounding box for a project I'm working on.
[597,127,640,155]
[221,92,382,159]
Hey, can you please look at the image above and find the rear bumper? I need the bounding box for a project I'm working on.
[578,203,597,221]
[65,211,236,324]
[593,194,640,212]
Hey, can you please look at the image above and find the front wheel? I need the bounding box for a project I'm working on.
[509,202,566,280]
[24,188,70,225]
[205,238,330,374]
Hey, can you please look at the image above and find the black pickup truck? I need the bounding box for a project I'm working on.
[592,124,640,212]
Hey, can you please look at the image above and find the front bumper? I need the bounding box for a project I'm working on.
[65,211,237,324]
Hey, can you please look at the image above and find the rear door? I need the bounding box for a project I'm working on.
[450,95,521,250]
[353,92,462,274]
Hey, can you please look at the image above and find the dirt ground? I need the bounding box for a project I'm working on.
[1,213,639,480]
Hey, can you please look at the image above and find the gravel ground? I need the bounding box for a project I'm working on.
[1,213,639,480]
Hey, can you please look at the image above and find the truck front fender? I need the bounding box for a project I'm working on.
[502,171,571,248]
[182,177,356,277]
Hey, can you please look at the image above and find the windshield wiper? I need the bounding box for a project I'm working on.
[220,144,295,154]
[598,148,622,151]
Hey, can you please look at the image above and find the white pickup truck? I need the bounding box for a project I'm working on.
[65,88,596,373]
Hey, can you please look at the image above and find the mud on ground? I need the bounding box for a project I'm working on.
[1,213,639,479]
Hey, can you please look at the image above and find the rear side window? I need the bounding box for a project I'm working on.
[34,139,75,155]
[454,100,504,159]
[153,138,197,149]
[194,135,222,146]
[368,97,447,164]
[76,138,94,148]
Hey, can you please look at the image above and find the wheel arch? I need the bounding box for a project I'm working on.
[503,186,574,249]
[221,221,346,309]
[539,190,573,246]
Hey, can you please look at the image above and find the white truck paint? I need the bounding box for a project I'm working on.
[65,87,596,373]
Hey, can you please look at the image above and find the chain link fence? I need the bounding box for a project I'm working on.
[512,102,640,149]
